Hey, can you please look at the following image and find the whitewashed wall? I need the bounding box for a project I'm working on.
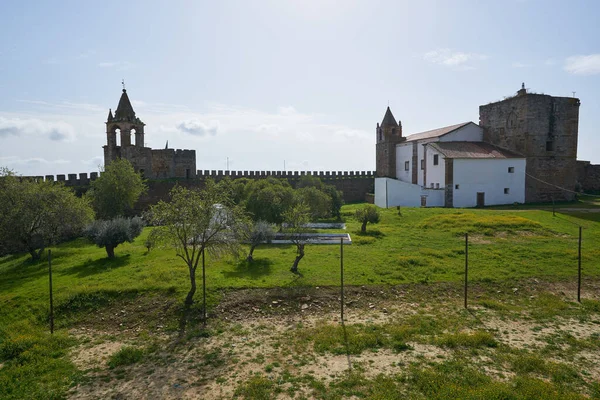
[395,143,413,183]
[452,158,526,207]
[421,188,445,207]
[375,177,422,207]
[439,123,483,142]
[425,145,445,189]
[375,178,445,208]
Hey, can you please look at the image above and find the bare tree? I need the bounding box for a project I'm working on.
[150,181,250,315]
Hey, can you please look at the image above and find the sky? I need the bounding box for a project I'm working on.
[1,0,599,176]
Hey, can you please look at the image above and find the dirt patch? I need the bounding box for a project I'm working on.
[67,279,600,399]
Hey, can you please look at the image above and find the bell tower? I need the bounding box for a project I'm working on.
[103,88,146,165]
[376,107,405,178]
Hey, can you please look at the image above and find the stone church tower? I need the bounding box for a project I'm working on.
[104,89,146,164]
[479,84,580,202]
[103,88,196,179]
[376,107,405,178]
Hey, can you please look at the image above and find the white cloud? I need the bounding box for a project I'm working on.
[277,106,298,115]
[98,61,134,70]
[0,117,76,141]
[0,156,70,166]
[564,54,600,75]
[17,99,104,113]
[545,58,557,66]
[511,62,531,68]
[423,48,488,69]
[176,119,220,136]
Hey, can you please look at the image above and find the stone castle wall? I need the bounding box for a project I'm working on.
[577,161,600,193]
[23,170,376,211]
[479,93,580,202]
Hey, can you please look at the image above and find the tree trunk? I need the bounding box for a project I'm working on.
[186,265,197,306]
[28,247,41,261]
[290,243,305,274]
[246,245,257,262]
[361,221,367,234]
[105,245,115,259]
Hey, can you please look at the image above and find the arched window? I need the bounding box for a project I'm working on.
[114,128,121,146]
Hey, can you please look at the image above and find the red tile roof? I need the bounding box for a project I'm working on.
[429,142,524,159]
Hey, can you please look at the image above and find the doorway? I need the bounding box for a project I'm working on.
[476,192,485,207]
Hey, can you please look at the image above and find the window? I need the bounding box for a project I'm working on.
[455,184,460,190]
[404,161,409,171]
[433,154,439,165]
[420,159,424,170]
[508,167,514,173]
[436,183,440,189]
[504,188,510,194]
[392,128,396,135]
[430,183,434,188]
[546,140,554,151]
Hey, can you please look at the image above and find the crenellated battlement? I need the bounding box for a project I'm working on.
[20,172,100,186]
[20,169,376,204]
[21,170,375,186]
[196,170,376,180]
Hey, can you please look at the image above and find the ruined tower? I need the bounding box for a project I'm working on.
[479,84,580,202]
[376,107,406,178]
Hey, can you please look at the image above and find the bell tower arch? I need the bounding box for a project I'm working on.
[103,88,146,165]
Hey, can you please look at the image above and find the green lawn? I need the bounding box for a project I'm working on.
[1,204,599,398]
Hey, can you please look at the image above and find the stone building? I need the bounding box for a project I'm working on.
[375,84,580,207]
[479,84,580,202]
[104,89,196,179]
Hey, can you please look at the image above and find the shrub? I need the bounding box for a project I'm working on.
[85,217,144,258]
[354,205,380,234]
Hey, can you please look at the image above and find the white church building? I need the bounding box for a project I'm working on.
[375,108,526,208]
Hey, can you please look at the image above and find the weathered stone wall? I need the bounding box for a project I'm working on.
[577,161,600,193]
[27,170,375,212]
[376,124,405,178]
[479,92,580,202]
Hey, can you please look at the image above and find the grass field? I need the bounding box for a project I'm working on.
[1,204,599,398]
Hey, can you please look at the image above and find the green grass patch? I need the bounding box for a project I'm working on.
[234,374,278,399]
[1,204,599,398]
[0,322,78,400]
[107,346,144,369]
[417,212,549,236]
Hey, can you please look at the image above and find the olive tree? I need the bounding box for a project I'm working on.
[245,178,295,225]
[87,159,147,219]
[245,220,275,262]
[0,168,94,260]
[283,203,311,274]
[355,205,380,234]
[85,217,144,258]
[150,181,250,315]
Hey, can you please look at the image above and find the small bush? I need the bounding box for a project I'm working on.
[107,346,144,368]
